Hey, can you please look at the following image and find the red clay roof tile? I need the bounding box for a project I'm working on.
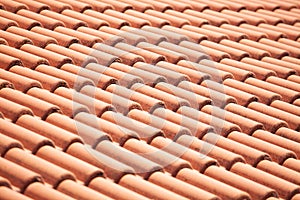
[222,23,268,41]
[259,23,300,40]
[283,158,300,174]
[0,78,14,89]
[240,23,286,40]
[202,24,248,42]
[276,127,300,144]
[76,0,112,12]
[0,16,18,30]
[221,10,266,26]
[203,9,246,26]
[138,0,172,12]
[0,52,22,70]
[0,9,41,29]
[33,0,71,13]
[191,0,228,11]
[118,0,153,12]
[1,1,28,13]
[0,30,33,49]
[182,24,228,42]
[0,133,23,157]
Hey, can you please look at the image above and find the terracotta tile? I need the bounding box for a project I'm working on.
[124,138,191,176]
[156,0,192,11]
[82,63,141,88]
[33,0,71,13]
[1,186,33,200]
[121,26,167,45]
[5,148,75,188]
[267,77,300,94]
[263,57,300,75]
[54,0,91,12]
[284,57,300,68]
[101,0,134,12]
[201,40,249,61]
[0,0,28,13]
[0,30,33,49]
[232,0,265,11]
[224,25,267,42]
[24,182,74,200]
[221,39,270,60]
[0,118,54,153]
[0,157,41,193]
[31,27,79,47]
[150,136,217,173]
[241,10,283,25]
[16,115,83,151]
[80,85,142,115]
[93,42,145,65]
[149,171,218,200]
[253,129,300,159]
[89,177,149,200]
[7,26,57,48]
[61,10,108,30]
[99,26,147,46]
[45,44,97,66]
[231,162,300,200]
[183,9,228,26]
[76,0,112,12]
[257,9,299,25]
[13,0,49,12]
[115,43,166,65]
[228,131,296,164]
[27,87,90,117]
[54,87,114,117]
[123,10,169,28]
[214,0,246,11]
[191,0,228,11]
[40,10,86,29]
[141,26,189,44]
[155,82,210,110]
[276,127,300,144]
[144,10,190,28]
[292,194,300,200]
[176,168,251,200]
[203,9,246,26]
[180,41,231,62]
[182,25,228,43]
[221,58,276,80]
[106,84,165,113]
[0,52,22,70]
[20,44,72,68]
[277,22,300,33]
[36,145,103,185]
[75,112,138,145]
[0,133,23,157]
[240,23,286,41]
[159,61,213,84]
[249,102,300,131]
[205,165,277,199]
[223,10,266,26]
[35,64,94,91]
[152,108,214,139]
[241,39,289,59]
[131,83,190,111]
[173,0,209,11]
[164,10,208,27]
[77,27,125,46]
[158,42,210,64]
[118,0,153,12]
[110,62,166,86]
[271,100,300,117]
[202,80,258,107]
[162,26,207,43]
[102,111,164,143]
[293,99,300,107]
[245,77,300,103]
[127,109,192,141]
[242,58,296,80]
[0,97,33,122]
[0,69,42,92]
[283,158,300,173]
[176,135,245,170]
[200,59,254,82]
[84,10,128,29]
[291,8,300,14]
[202,24,247,42]
[104,9,150,28]
[0,16,18,30]
[266,0,297,10]
[57,180,112,200]
[278,38,300,57]
[96,140,162,178]
[0,78,14,89]
[138,0,172,12]
[275,9,300,19]
[66,142,135,182]
[0,176,11,187]
[46,112,111,147]
[177,106,240,136]
[0,9,41,30]
[223,78,281,105]
[259,23,300,40]
[17,9,64,30]
[203,132,271,166]
[226,102,289,133]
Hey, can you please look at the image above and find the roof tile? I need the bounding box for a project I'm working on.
[0,52,22,70]
[32,0,71,13]
[0,133,23,157]
[0,9,41,29]
[0,30,33,49]
[0,16,18,30]
[0,0,28,13]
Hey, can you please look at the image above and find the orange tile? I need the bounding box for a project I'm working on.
[183,9,229,26]
[138,0,172,12]
[276,127,300,144]
[267,76,300,93]
[17,9,64,30]
[33,0,71,13]
[213,0,246,11]
[152,107,214,139]
[221,24,267,41]
[0,78,14,89]
[0,30,33,49]
[176,168,251,200]
[0,16,19,30]
[202,24,247,42]
[76,0,112,12]
[0,0,28,13]
[203,9,246,26]
[153,0,191,12]
[0,52,22,70]
[283,158,300,174]
[54,0,91,12]
[0,10,41,30]
[118,0,153,12]
[13,0,50,12]
[0,118,54,153]
[241,10,283,25]
[164,10,208,27]
[271,100,300,117]
[0,133,23,157]
[203,132,271,166]
[257,9,299,25]
[259,23,300,40]
[263,57,300,74]
[240,23,286,40]
[192,0,228,11]
[175,0,209,11]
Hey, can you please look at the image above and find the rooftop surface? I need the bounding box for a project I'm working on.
[0,0,300,199]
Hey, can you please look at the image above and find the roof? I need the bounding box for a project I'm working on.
[0,0,300,199]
